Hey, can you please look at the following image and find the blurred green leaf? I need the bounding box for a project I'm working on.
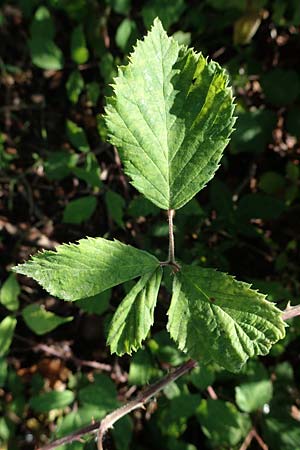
[53,0,89,21]
[261,69,300,106]
[142,0,186,29]
[66,120,90,153]
[190,365,215,391]
[66,70,84,104]
[177,198,204,217]
[264,417,300,450]
[210,178,233,217]
[164,381,181,400]
[86,82,100,106]
[0,358,8,387]
[116,18,138,53]
[197,399,251,446]
[0,316,17,357]
[237,193,285,220]
[285,184,299,205]
[76,289,111,315]
[22,304,73,335]
[274,361,294,382]
[128,196,160,217]
[0,416,14,442]
[55,404,106,448]
[286,161,299,183]
[172,31,191,46]
[286,106,300,139]
[71,25,89,65]
[29,6,64,70]
[128,349,156,385]
[99,52,117,85]
[78,374,118,410]
[112,416,133,450]
[149,331,186,365]
[206,0,247,11]
[233,12,261,45]
[167,438,197,450]
[106,0,131,15]
[231,109,276,153]
[236,379,273,412]
[0,273,20,311]
[30,5,55,39]
[63,196,97,224]
[29,39,64,70]
[44,150,79,181]
[30,390,75,413]
[259,171,285,195]
[73,153,102,188]
[105,190,125,228]
[159,393,201,438]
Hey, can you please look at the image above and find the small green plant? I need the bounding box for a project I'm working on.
[13,18,286,374]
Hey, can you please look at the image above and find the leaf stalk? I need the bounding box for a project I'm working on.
[160,209,181,272]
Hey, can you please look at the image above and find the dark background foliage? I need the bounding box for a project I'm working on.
[0,0,300,449]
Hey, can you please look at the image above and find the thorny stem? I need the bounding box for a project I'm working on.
[38,305,300,450]
[97,358,197,450]
[38,359,197,450]
[281,304,300,321]
[160,209,181,272]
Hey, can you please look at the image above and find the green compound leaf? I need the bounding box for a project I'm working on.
[105,18,235,210]
[107,267,162,355]
[167,266,285,372]
[13,238,159,301]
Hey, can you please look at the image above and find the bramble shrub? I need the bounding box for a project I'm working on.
[10,20,289,447]
[14,18,286,373]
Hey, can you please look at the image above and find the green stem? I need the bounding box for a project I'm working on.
[168,209,175,263]
[160,209,180,272]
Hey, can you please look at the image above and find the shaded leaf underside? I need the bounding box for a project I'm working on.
[108,268,162,355]
[105,18,235,210]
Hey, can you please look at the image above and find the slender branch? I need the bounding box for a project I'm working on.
[97,358,197,450]
[239,428,255,450]
[252,429,269,450]
[14,335,112,372]
[37,303,300,450]
[38,359,197,450]
[38,421,100,450]
[281,304,300,321]
[207,385,218,400]
[239,428,268,450]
